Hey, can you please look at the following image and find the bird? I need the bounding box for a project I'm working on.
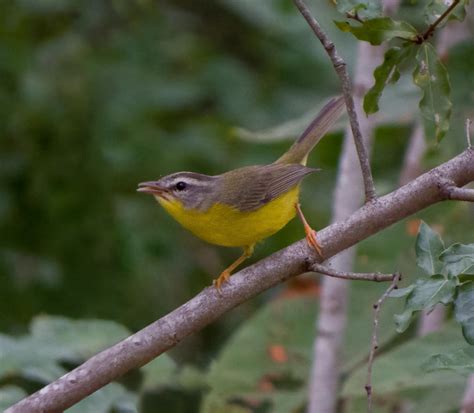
[138,96,345,290]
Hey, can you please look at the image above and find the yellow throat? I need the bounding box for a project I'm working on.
[156,186,300,248]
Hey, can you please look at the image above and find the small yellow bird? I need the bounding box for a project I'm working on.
[138,96,345,289]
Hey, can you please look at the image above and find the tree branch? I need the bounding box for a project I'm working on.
[366,272,401,413]
[293,0,377,203]
[420,0,461,42]
[7,148,474,413]
[439,178,474,202]
[466,118,472,149]
[442,185,474,202]
[307,23,388,413]
[310,262,394,282]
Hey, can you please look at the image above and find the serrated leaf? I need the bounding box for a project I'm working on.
[335,0,382,19]
[454,282,474,344]
[425,0,468,26]
[394,275,457,332]
[334,17,418,45]
[440,243,474,276]
[423,347,474,374]
[364,45,416,114]
[415,221,445,275]
[413,43,452,142]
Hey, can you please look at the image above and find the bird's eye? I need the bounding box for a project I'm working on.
[175,181,187,191]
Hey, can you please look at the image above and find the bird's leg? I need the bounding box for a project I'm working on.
[295,203,323,257]
[213,245,254,291]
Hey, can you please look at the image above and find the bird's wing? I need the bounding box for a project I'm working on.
[218,164,318,212]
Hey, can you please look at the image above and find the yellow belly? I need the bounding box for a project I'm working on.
[156,186,300,247]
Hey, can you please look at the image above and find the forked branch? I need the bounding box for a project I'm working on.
[293,0,377,202]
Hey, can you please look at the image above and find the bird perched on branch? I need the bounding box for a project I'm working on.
[138,96,345,290]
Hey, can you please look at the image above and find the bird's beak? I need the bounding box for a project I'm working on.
[137,181,169,198]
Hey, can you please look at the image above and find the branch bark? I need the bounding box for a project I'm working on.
[310,263,394,282]
[366,273,401,413]
[306,38,384,413]
[7,147,474,412]
[293,0,377,202]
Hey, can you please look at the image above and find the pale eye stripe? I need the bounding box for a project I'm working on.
[167,175,216,187]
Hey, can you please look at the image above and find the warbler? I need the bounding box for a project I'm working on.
[138,96,345,289]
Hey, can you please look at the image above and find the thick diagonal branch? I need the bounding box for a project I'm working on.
[7,149,474,413]
[293,0,377,202]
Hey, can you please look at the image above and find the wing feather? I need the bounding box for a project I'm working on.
[218,164,317,212]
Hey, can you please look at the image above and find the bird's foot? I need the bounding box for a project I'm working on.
[213,270,231,292]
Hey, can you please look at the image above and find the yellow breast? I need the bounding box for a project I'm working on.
[156,186,300,248]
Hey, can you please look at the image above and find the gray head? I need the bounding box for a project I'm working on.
[137,171,218,210]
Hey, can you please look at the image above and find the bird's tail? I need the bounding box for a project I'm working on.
[275,96,345,165]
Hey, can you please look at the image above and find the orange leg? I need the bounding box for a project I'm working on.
[213,245,254,291]
[295,203,323,257]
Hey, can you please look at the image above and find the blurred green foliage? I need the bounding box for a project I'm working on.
[0,0,473,412]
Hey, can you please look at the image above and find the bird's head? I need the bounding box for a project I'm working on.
[137,172,217,210]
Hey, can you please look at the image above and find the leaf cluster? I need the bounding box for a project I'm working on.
[391,221,474,373]
[334,0,470,141]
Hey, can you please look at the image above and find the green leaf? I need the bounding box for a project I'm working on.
[0,386,27,412]
[423,347,474,374]
[0,334,67,383]
[394,275,457,332]
[67,382,137,413]
[413,43,452,142]
[454,281,474,344]
[334,17,418,45]
[440,243,474,276]
[30,316,130,361]
[342,322,466,397]
[0,316,130,383]
[389,284,415,298]
[364,45,416,114]
[335,0,382,19]
[415,221,445,275]
[201,282,401,412]
[425,0,468,25]
[141,355,178,391]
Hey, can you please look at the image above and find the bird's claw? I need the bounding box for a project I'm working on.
[213,270,231,293]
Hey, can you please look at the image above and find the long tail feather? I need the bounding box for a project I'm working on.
[275,96,345,165]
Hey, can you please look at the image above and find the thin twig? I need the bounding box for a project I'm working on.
[309,262,394,282]
[293,0,377,203]
[346,11,364,23]
[366,272,401,413]
[466,118,472,148]
[420,0,461,42]
[444,186,474,202]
